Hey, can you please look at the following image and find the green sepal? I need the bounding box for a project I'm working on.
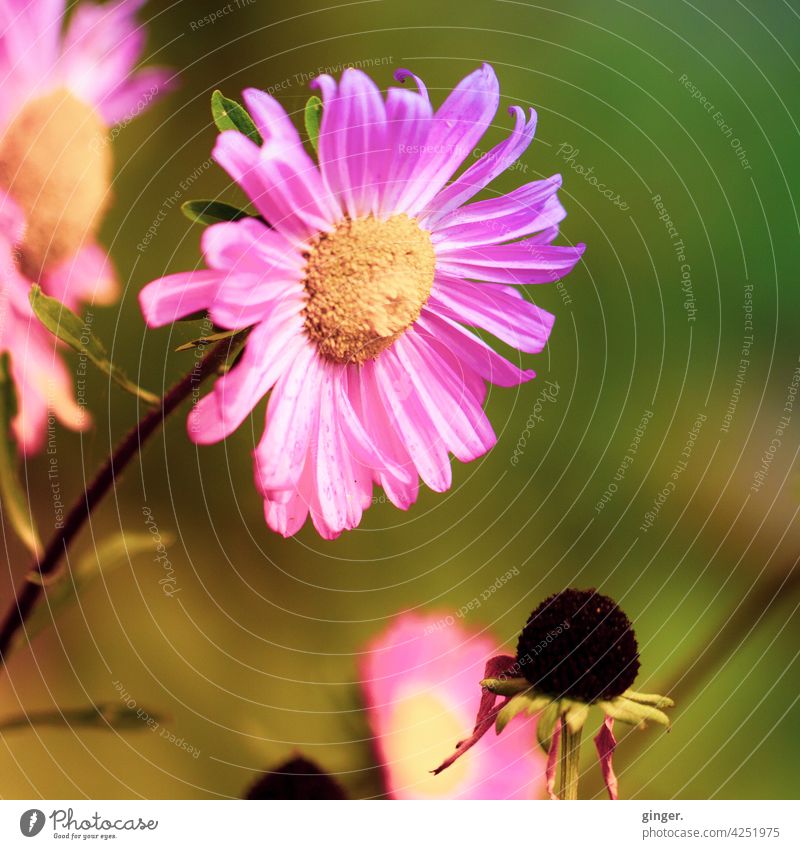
[536,700,562,753]
[623,689,675,710]
[495,690,550,734]
[181,199,252,226]
[211,90,262,144]
[599,697,671,728]
[0,354,42,557]
[29,286,159,406]
[304,95,323,154]
[480,676,530,697]
[563,700,590,734]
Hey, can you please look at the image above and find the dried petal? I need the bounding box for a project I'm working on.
[594,715,619,800]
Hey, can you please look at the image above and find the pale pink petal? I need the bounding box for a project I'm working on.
[41,242,118,309]
[97,66,175,126]
[362,616,544,800]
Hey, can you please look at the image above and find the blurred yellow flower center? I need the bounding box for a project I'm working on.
[0,89,112,280]
[303,214,436,364]
[382,691,470,798]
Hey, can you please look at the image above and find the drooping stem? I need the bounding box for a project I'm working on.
[558,717,582,800]
[0,336,239,671]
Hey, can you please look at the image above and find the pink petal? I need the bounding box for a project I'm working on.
[594,715,619,800]
[372,353,452,493]
[138,270,222,327]
[416,311,536,387]
[97,66,176,126]
[311,68,388,218]
[429,277,554,353]
[396,64,500,215]
[187,305,304,444]
[421,105,537,227]
[437,241,586,285]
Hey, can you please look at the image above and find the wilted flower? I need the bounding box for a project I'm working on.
[0,0,172,450]
[360,612,545,799]
[434,589,674,799]
[140,64,584,538]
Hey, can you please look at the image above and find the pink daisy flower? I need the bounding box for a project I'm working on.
[140,65,584,538]
[0,0,172,450]
[360,612,545,799]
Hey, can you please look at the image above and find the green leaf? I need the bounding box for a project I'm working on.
[29,285,159,406]
[0,702,167,733]
[211,90,262,144]
[20,533,168,647]
[304,95,323,154]
[181,199,251,226]
[495,691,550,734]
[0,354,42,557]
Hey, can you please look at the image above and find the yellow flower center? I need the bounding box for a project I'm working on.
[0,88,112,280]
[302,214,436,364]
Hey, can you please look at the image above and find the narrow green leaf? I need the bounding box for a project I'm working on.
[304,95,323,154]
[0,702,167,733]
[181,199,251,226]
[211,90,262,144]
[21,533,168,647]
[175,328,244,352]
[480,676,530,697]
[0,354,42,557]
[29,285,159,406]
[623,689,675,709]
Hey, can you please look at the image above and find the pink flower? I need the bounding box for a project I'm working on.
[360,612,546,799]
[140,65,584,538]
[0,0,173,451]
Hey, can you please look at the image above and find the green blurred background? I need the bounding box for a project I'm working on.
[2,0,799,799]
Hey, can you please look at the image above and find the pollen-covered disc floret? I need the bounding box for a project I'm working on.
[516,588,640,702]
[303,214,436,364]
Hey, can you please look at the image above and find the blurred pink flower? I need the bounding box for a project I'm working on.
[0,0,173,450]
[360,612,546,799]
[140,64,583,538]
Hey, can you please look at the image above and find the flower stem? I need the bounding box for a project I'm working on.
[0,336,237,672]
[559,717,582,800]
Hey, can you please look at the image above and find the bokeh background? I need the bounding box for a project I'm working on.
[2,0,799,799]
